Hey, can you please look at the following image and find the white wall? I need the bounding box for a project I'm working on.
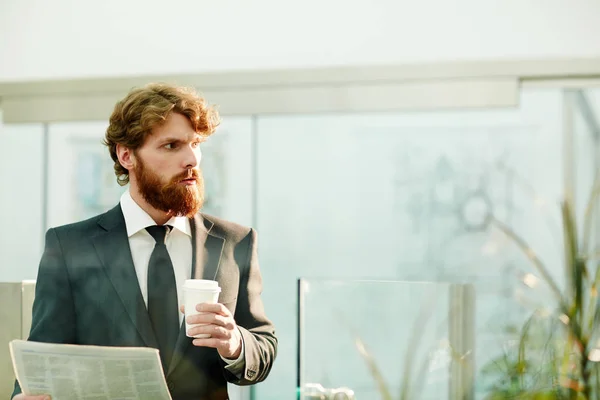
[1,0,600,82]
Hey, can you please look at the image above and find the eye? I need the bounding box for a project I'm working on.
[191,141,201,148]
[164,142,176,149]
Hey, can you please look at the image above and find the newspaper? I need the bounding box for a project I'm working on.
[9,340,172,400]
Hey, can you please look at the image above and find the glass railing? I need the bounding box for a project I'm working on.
[297,278,555,400]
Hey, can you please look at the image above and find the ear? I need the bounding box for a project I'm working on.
[116,144,136,171]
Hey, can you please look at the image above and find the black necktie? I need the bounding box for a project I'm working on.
[146,225,179,372]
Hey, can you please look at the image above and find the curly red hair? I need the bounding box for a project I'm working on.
[104,83,220,186]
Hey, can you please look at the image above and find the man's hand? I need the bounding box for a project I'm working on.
[13,395,51,400]
[180,303,243,360]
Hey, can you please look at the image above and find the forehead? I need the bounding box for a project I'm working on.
[149,112,202,141]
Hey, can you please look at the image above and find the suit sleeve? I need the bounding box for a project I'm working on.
[221,228,277,385]
[12,228,77,399]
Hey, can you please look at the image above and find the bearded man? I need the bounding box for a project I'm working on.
[12,83,277,400]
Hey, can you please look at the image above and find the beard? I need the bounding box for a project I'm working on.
[134,156,204,218]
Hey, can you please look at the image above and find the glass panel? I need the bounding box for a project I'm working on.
[298,279,457,400]
[297,279,567,400]
[46,117,254,228]
[572,90,600,249]
[46,120,119,228]
[0,123,44,281]
[254,89,566,399]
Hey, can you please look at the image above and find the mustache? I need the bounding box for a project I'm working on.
[171,169,200,183]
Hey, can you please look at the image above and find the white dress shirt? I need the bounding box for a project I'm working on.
[119,190,243,369]
[120,190,192,326]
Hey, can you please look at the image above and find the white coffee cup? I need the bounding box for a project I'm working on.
[182,279,222,338]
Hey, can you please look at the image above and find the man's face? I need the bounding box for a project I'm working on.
[132,112,205,217]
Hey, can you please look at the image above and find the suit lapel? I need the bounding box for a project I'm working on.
[93,205,158,349]
[191,216,225,281]
[168,213,225,376]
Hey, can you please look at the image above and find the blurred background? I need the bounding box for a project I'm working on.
[2,1,600,399]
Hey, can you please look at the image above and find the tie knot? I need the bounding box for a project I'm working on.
[146,225,170,244]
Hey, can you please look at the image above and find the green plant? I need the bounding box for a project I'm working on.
[484,175,600,399]
[478,317,567,399]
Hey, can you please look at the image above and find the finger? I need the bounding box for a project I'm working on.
[196,302,231,316]
[187,324,231,339]
[179,305,185,313]
[186,313,232,328]
[191,337,226,349]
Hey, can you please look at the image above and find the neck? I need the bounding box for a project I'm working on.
[129,184,173,226]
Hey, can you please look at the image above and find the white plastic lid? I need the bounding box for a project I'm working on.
[183,279,221,291]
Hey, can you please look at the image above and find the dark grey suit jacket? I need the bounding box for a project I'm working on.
[12,205,277,400]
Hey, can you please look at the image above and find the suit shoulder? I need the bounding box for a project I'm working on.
[200,213,254,243]
[49,212,105,237]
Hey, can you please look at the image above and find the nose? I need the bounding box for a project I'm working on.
[183,145,201,169]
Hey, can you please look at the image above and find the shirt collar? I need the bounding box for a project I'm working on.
[119,190,192,238]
